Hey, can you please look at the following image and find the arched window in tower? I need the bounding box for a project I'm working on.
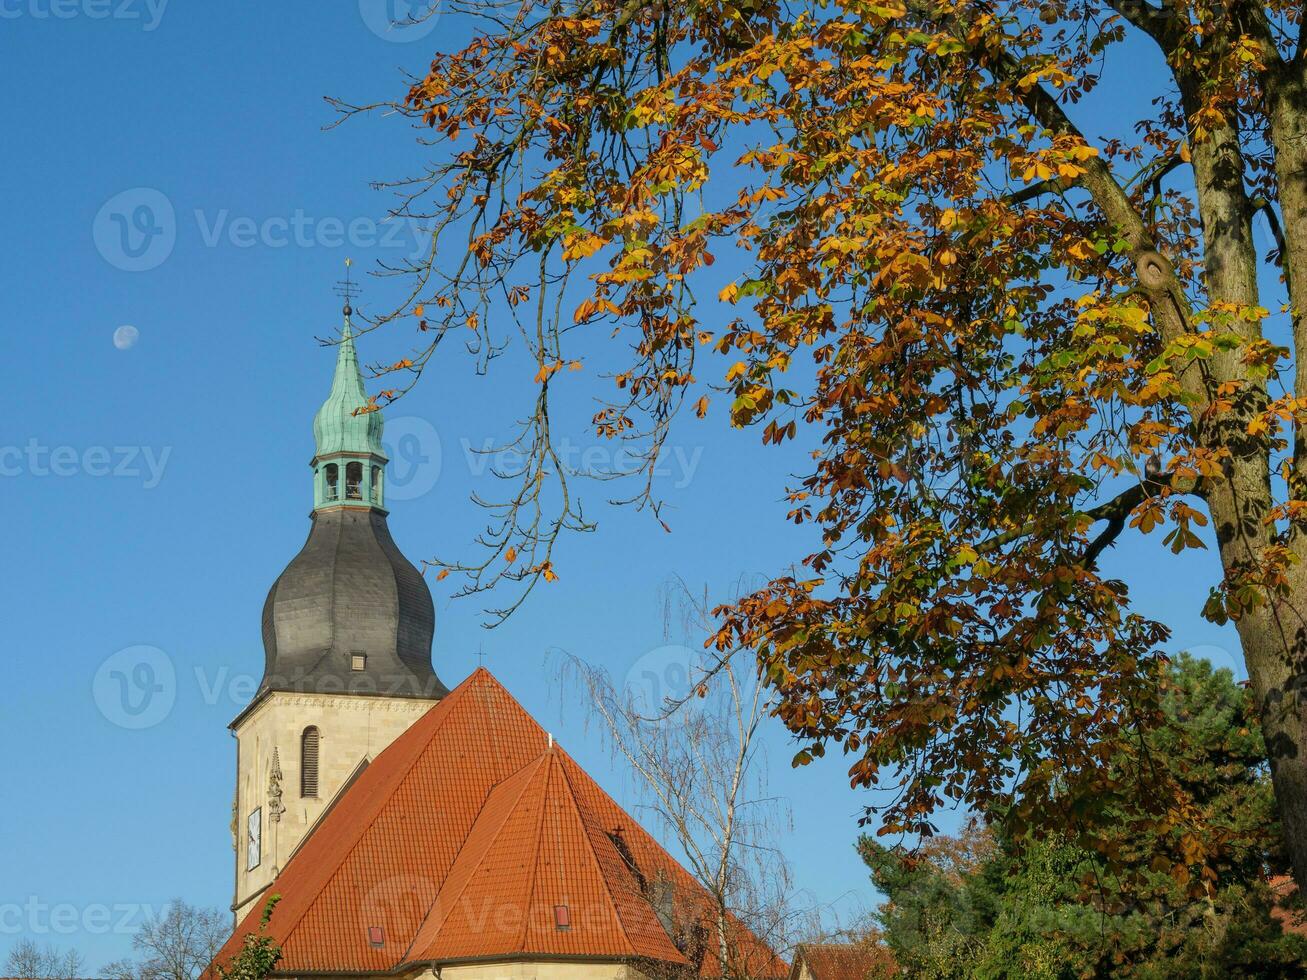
[345,461,363,500]
[301,727,320,798]
[370,465,380,504]
[324,464,339,501]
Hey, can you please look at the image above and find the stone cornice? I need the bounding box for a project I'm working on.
[235,691,440,730]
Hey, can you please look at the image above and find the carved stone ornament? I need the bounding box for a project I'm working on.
[268,748,286,823]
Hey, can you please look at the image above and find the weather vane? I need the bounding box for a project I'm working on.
[333,256,361,317]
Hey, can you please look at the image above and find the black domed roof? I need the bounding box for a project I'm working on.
[258,507,447,700]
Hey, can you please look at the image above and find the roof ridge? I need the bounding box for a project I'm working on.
[552,750,643,959]
[464,668,532,785]
[264,672,478,946]
[555,750,697,892]
[555,750,774,971]
[399,752,548,963]
[517,751,555,953]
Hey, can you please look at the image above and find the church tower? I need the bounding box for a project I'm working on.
[230,288,446,921]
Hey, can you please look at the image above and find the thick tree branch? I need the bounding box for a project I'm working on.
[979,46,1197,371]
[988,51,1148,247]
[613,0,655,32]
[1080,481,1158,569]
[1004,176,1073,205]
[1229,0,1287,74]
[1105,0,1181,52]
[976,471,1202,563]
[1256,199,1290,267]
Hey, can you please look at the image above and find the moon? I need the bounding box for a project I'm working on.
[113,325,139,350]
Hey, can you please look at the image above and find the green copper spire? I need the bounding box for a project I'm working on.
[311,262,388,512]
[312,316,385,460]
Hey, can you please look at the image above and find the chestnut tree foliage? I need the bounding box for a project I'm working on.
[348,0,1307,889]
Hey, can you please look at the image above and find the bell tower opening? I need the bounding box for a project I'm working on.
[345,461,363,500]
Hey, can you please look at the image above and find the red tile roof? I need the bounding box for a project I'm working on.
[1271,875,1307,937]
[790,943,897,980]
[212,668,786,977]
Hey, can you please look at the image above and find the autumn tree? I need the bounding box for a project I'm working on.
[340,0,1307,886]
[862,656,1307,977]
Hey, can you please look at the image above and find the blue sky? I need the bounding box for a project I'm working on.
[0,1,1254,971]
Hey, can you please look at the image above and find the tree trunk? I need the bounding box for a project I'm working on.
[1258,53,1307,890]
[1177,53,1307,885]
[1270,64,1307,501]
[1233,592,1307,889]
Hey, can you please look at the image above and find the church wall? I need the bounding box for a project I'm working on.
[232,690,438,919]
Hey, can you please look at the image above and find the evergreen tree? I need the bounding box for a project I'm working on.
[861,655,1307,978]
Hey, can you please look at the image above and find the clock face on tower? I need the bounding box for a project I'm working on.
[247,807,262,871]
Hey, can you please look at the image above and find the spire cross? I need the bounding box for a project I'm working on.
[333,257,361,317]
[477,643,487,668]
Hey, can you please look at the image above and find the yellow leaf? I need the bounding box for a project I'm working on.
[719,282,739,303]
[563,234,607,261]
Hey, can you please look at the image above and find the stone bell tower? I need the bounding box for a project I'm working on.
[229,279,446,921]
